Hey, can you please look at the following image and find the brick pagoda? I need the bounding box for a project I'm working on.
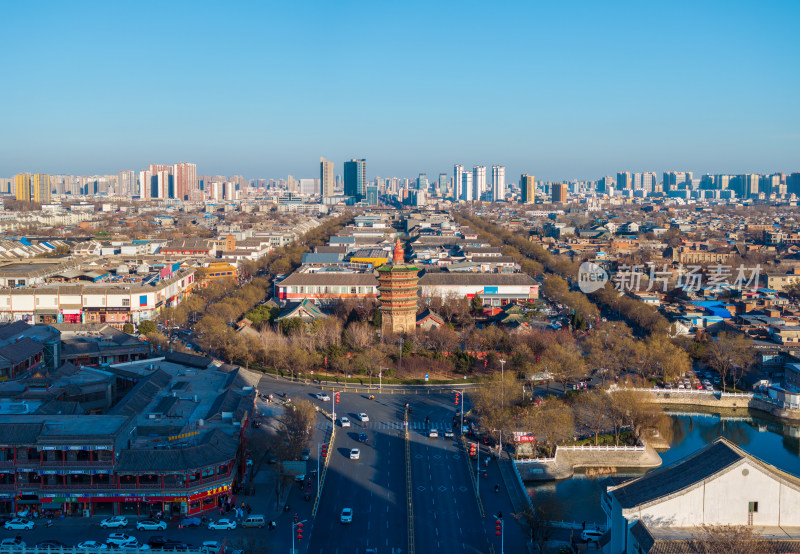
[377,239,420,335]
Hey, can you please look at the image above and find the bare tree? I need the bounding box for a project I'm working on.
[344,321,375,351]
[277,399,316,461]
[705,332,756,392]
[572,390,613,445]
[690,524,769,554]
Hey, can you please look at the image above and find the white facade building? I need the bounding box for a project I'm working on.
[472,165,486,200]
[603,438,800,553]
[454,164,465,200]
[492,165,506,201]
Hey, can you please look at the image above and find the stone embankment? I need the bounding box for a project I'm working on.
[515,443,662,482]
[622,388,800,421]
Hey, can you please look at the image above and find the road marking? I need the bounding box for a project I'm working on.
[434,512,437,519]
[436,528,439,537]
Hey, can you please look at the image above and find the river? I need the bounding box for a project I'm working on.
[527,413,800,526]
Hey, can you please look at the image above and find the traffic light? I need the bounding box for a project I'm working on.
[335,392,340,404]
[455,393,460,406]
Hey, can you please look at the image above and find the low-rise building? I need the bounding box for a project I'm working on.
[275,271,379,305]
[418,272,539,306]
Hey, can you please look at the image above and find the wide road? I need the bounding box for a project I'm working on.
[305,389,408,554]
[407,396,488,554]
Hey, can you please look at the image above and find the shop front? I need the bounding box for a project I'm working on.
[59,308,82,324]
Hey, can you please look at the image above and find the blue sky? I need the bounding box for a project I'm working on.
[1,1,798,181]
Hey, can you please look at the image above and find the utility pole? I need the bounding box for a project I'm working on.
[500,359,506,409]
[291,518,306,553]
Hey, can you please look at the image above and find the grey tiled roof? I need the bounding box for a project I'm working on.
[419,272,537,287]
[115,429,238,472]
[647,540,800,553]
[610,439,744,509]
[630,520,655,550]
[0,422,43,445]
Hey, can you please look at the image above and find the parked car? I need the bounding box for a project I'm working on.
[101,516,129,529]
[581,529,603,543]
[208,518,237,530]
[136,519,167,531]
[35,541,69,550]
[301,448,310,461]
[340,508,353,524]
[146,537,168,549]
[0,538,26,548]
[4,519,34,530]
[180,517,202,528]
[200,542,223,554]
[106,534,136,547]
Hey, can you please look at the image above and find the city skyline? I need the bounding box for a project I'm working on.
[2,1,798,180]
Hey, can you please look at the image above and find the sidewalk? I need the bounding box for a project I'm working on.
[478,446,532,553]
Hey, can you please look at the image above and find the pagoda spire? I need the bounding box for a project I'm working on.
[392,239,404,264]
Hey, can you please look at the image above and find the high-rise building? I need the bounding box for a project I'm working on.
[454,164,464,199]
[32,173,50,203]
[344,159,366,200]
[472,166,486,200]
[438,173,449,197]
[417,173,429,191]
[552,182,567,203]
[118,170,135,197]
[491,165,506,202]
[172,162,197,201]
[787,173,800,196]
[460,172,473,202]
[320,157,334,198]
[616,172,632,190]
[138,170,151,199]
[14,173,31,202]
[520,174,535,203]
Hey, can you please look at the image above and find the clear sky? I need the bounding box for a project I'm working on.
[1,1,798,182]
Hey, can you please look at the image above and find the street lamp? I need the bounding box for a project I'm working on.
[499,359,506,409]
[493,513,504,554]
[291,518,307,553]
[379,367,387,391]
[492,428,503,457]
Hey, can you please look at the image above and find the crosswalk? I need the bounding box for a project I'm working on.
[315,420,456,431]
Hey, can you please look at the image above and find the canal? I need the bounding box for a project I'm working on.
[528,413,800,525]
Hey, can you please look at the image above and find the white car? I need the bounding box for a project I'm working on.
[136,519,166,531]
[106,534,136,547]
[358,413,369,422]
[315,392,330,401]
[429,429,439,438]
[101,516,129,529]
[200,542,223,554]
[208,518,237,530]
[350,448,360,460]
[77,541,107,550]
[581,529,603,543]
[0,538,26,548]
[340,508,353,524]
[4,518,34,530]
[340,416,351,427]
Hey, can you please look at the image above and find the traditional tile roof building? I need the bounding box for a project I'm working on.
[603,438,800,553]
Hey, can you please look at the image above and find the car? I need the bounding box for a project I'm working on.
[295,473,306,482]
[350,448,360,460]
[340,508,353,524]
[429,429,439,438]
[358,432,368,443]
[76,541,108,550]
[101,516,129,529]
[208,518,237,530]
[0,538,26,548]
[340,416,351,427]
[35,541,69,550]
[136,519,167,531]
[106,534,136,547]
[199,542,223,554]
[358,413,369,422]
[301,448,310,461]
[4,519,34,530]
[315,392,330,401]
[581,529,603,543]
[444,429,454,438]
[180,517,202,528]
[160,541,190,551]
[146,537,167,549]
